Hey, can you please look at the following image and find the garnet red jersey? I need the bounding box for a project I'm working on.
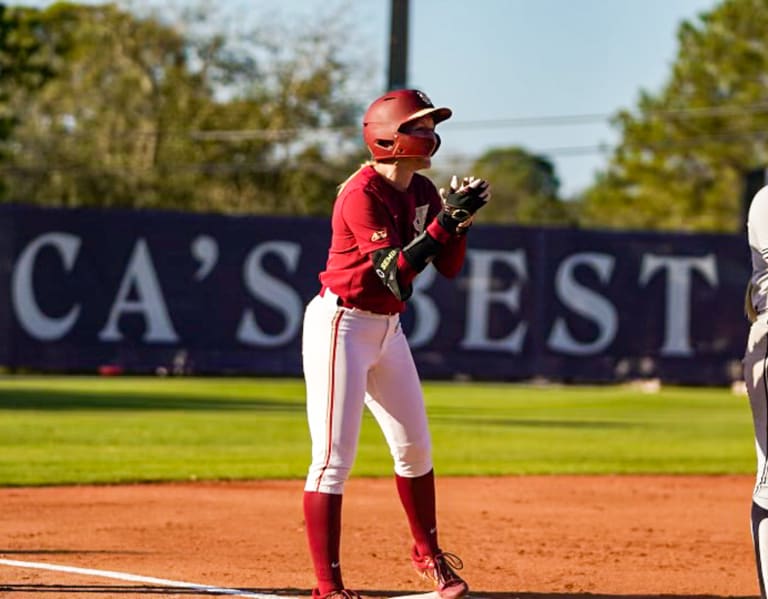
[319,165,467,314]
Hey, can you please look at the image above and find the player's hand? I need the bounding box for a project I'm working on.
[439,175,491,223]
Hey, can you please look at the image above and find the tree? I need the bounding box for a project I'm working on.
[0,1,367,214]
[581,0,768,232]
[467,146,575,226]
[0,4,59,195]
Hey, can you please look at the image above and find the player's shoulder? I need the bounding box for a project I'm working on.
[335,166,388,223]
[411,172,439,193]
[338,165,379,200]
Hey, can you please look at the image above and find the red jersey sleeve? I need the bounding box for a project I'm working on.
[339,187,402,255]
[433,232,467,278]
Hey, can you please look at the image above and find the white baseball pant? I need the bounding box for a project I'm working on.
[746,315,768,506]
[302,290,433,494]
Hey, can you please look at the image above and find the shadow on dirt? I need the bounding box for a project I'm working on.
[0,586,757,598]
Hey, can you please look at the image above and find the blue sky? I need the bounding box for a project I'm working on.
[400,0,719,196]
[20,0,720,196]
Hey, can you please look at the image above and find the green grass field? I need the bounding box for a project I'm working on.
[0,376,756,486]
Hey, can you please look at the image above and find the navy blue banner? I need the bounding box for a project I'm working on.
[0,204,751,384]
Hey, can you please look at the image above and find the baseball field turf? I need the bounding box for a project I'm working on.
[0,376,755,486]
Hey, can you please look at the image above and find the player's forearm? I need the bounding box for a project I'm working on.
[432,233,467,279]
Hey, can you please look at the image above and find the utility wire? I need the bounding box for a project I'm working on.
[6,103,768,166]
[182,101,768,140]
[7,125,768,174]
[443,101,768,130]
[34,101,768,143]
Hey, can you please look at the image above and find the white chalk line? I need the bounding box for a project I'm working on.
[0,557,286,598]
[0,558,443,598]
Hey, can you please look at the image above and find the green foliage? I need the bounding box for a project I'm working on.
[582,0,768,232]
[0,377,754,485]
[469,147,576,226]
[0,2,366,214]
[0,5,57,152]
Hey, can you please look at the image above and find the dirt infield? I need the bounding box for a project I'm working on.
[0,475,760,598]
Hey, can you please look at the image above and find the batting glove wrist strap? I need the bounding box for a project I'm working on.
[437,210,461,233]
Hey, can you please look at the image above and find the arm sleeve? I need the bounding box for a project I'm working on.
[396,215,456,286]
[422,180,468,278]
[433,233,468,278]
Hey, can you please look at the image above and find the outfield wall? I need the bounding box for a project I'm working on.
[0,204,751,384]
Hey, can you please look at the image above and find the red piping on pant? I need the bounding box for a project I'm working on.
[315,309,344,491]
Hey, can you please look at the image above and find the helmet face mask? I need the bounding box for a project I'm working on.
[363,89,452,162]
[391,120,440,160]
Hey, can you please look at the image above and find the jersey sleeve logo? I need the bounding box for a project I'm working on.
[371,229,388,242]
[413,204,429,235]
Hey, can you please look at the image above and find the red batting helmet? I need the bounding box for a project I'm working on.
[362,89,452,161]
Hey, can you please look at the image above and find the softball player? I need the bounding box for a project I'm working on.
[745,184,768,599]
[301,89,490,599]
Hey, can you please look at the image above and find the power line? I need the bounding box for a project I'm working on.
[437,101,768,130]
[440,127,768,159]
[8,125,768,173]
[179,101,768,140]
[7,103,768,166]
[36,100,768,143]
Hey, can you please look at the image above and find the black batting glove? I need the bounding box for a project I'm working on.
[437,175,492,232]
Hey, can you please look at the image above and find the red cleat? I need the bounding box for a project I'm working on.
[411,547,469,599]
